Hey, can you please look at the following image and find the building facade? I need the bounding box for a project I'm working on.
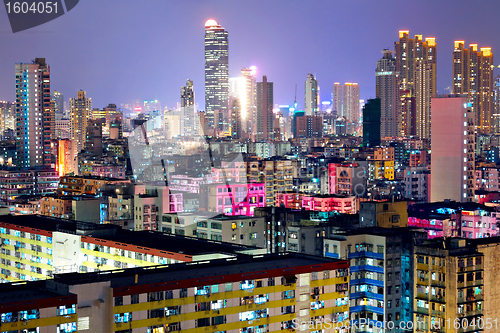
[430,97,475,202]
[15,58,53,168]
[205,19,229,130]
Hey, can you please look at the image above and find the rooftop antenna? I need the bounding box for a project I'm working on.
[294,84,297,105]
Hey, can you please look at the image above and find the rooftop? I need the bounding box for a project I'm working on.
[0,215,257,256]
[52,253,347,289]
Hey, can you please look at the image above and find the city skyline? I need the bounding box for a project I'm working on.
[0,0,499,111]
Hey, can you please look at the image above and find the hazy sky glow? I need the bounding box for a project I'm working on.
[1,0,499,110]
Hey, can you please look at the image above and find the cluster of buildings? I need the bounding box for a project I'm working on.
[1,19,500,333]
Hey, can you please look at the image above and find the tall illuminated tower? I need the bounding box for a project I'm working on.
[304,73,318,116]
[69,90,92,153]
[332,83,342,117]
[256,76,273,141]
[15,58,53,168]
[231,98,242,139]
[453,42,494,134]
[204,19,229,131]
[494,76,500,133]
[241,67,257,135]
[394,31,436,139]
[342,83,360,134]
[375,50,399,138]
[180,79,198,137]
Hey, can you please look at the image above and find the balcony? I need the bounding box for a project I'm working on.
[430,295,445,303]
[430,280,446,288]
[465,309,483,317]
[415,307,429,315]
[457,279,483,289]
[431,309,445,317]
[457,294,483,303]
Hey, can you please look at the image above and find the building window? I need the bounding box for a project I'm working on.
[114,296,123,306]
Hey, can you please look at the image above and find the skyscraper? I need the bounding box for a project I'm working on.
[241,67,257,135]
[230,98,242,139]
[51,91,64,120]
[69,90,92,153]
[204,19,229,131]
[15,58,53,168]
[342,83,360,134]
[493,76,500,133]
[453,42,494,134]
[180,79,198,137]
[430,97,475,203]
[332,83,342,117]
[394,31,436,139]
[304,73,318,116]
[256,76,273,141]
[375,50,399,138]
[362,98,381,147]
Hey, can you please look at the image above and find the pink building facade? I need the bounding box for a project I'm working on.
[200,183,265,217]
[276,193,357,214]
[408,210,498,239]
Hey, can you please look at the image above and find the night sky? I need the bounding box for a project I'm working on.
[1,0,499,111]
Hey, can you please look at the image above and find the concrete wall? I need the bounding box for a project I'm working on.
[70,281,113,333]
[431,97,474,202]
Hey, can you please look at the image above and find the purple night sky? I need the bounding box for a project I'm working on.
[0,0,499,111]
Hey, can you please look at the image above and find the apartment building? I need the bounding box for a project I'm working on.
[475,167,499,192]
[0,253,349,333]
[408,201,499,239]
[0,170,59,205]
[323,229,428,333]
[134,185,183,231]
[413,237,500,332]
[328,162,368,197]
[57,175,130,196]
[276,193,357,214]
[404,166,430,203]
[245,159,294,206]
[160,212,266,249]
[199,183,265,217]
[359,201,409,228]
[40,195,101,223]
[0,215,257,283]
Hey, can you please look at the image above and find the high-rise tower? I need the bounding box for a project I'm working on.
[342,83,360,134]
[69,90,92,153]
[15,58,53,168]
[231,98,242,139]
[453,42,494,134]
[204,19,229,132]
[180,79,198,137]
[375,50,399,138]
[256,76,273,141]
[241,67,257,135]
[304,73,318,116]
[493,76,500,133]
[51,91,64,120]
[431,97,475,203]
[394,31,436,139]
[332,83,342,117]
